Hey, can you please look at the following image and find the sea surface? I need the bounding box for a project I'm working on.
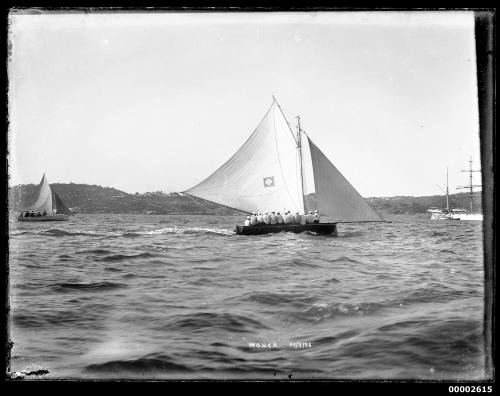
[7,214,486,380]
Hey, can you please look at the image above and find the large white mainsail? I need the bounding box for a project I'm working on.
[185,98,382,223]
[185,98,304,214]
[28,173,53,215]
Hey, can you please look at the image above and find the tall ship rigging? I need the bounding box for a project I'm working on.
[427,158,483,221]
[454,158,483,221]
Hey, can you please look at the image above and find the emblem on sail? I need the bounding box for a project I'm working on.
[263,177,275,188]
[184,97,382,223]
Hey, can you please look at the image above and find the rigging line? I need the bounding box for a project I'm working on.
[300,132,309,212]
[295,147,301,211]
[182,191,252,215]
[272,104,300,213]
[295,122,307,212]
[272,101,299,206]
[274,98,300,146]
[186,194,228,219]
[182,193,230,221]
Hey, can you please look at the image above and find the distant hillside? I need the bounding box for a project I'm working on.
[8,183,482,215]
[366,193,482,215]
[8,183,245,215]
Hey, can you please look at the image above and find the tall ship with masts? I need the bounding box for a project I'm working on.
[427,159,483,221]
[183,97,384,235]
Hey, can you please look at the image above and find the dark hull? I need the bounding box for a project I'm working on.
[235,223,337,236]
[18,215,69,222]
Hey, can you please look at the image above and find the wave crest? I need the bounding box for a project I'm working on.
[51,281,127,293]
[160,312,269,333]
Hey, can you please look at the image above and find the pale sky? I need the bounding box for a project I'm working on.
[8,11,481,197]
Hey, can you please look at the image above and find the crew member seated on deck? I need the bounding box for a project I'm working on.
[30,211,35,217]
[37,212,42,217]
[293,212,301,224]
[24,211,29,218]
[306,211,314,224]
[257,213,263,224]
[277,212,284,224]
[250,212,257,226]
[313,210,320,223]
[264,212,271,224]
[284,211,292,224]
[244,216,251,226]
[270,211,277,225]
[43,210,47,216]
[300,212,307,225]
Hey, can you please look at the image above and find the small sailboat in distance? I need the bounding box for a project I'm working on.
[184,97,383,235]
[17,173,71,222]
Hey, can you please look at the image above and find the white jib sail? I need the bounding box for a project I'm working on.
[29,173,53,215]
[307,137,383,222]
[185,99,304,214]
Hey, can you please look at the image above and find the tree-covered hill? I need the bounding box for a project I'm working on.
[8,183,482,215]
[366,193,482,215]
[8,183,245,215]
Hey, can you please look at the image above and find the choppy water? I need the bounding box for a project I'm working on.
[8,214,485,380]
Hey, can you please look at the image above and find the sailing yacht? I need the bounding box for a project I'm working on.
[17,173,71,222]
[184,97,383,235]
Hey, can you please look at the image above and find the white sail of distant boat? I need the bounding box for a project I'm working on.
[29,173,54,215]
[184,97,382,227]
[18,173,71,221]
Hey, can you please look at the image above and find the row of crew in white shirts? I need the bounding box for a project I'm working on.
[243,210,320,226]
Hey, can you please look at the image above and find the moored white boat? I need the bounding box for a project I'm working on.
[427,208,455,220]
[428,161,483,221]
[450,212,483,221]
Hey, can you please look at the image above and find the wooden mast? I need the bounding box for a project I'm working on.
[272,96,307,213]
[446,167,450,212]
[457,157,481,212]
[296,115,306,213]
